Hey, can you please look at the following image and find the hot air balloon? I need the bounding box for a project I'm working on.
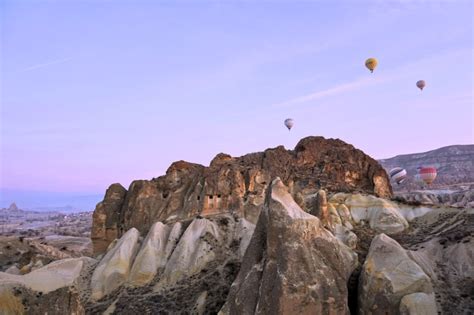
[418,167,437,185]
[365,58,378,73]
[416,80,426,91]
[389,167,407,185]
[284,118,294,131]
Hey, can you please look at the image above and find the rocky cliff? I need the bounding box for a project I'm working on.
[92,136,392,254]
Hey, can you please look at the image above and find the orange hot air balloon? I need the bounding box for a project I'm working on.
[365,58,378,73]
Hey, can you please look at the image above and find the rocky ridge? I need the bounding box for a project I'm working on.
[92,136,392,254]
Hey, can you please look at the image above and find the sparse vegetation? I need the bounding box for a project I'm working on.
[0,290,25,315]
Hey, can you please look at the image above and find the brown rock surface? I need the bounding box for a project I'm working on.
[91,183,127,254]
[92,136,392,254]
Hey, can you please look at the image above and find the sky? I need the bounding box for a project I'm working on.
[1,0,473,209]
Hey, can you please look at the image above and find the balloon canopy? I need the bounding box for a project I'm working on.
[418,167,437,185]
[365,58,378,73]
[389,167,407,185]
[284,118,294,131]
[416,80,426,91]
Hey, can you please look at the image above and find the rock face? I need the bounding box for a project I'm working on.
[358,234,435,315]
[220,178,357,314]
[92,136,392,254]
[91,228,140,300]
[86,214,255,314]
[399,292,437,315]
[128,222,180,286]
[91,183,128,254]
[154,218,220,290]
[337,194,409,234]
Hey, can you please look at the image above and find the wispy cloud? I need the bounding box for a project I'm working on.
[272,76,386,108]
[19,57,72,73]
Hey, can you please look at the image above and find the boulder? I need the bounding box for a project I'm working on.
[399,293,437,315]
[329,193,409,234]
[358,234,434,314]
[220,178,357,314]
[91,228,140,300]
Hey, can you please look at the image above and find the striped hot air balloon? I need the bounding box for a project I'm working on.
[389,167,407,185]
[418,167,437,185]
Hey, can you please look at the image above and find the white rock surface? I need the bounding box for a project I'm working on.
[128,222,172,286]
[154,218,220,290]
[329,193,409,234]
[0,257,94,293]
[4,265,20,275]
[91,228,140,300]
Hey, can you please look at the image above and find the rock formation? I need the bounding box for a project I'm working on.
[0,257,95,315]
[90,228,140,300]
[2,136,472,314]
[220,178,357,314]
[358,234,436,314]
[92,136,392,254]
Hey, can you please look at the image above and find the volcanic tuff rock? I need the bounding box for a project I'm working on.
[0,257,96,315]
[92,136,392,254]
[220,178,358,314]
[358,234,435,315]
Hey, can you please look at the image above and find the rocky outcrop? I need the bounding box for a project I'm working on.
[358,234,435,315]
[91,228,140,300]
[154,218,220,290]
[85,213,254,314]
[0,257,95,315]
[128,222,181,286]
[335,193,409,234]
[220,178,357,314]
[91,183,127,254]
[92,136,392,254]
[0,257,94,294]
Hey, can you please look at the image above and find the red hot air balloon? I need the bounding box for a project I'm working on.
[418,167,437,185]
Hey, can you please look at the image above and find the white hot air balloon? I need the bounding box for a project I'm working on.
[389,167,407,185]
[284,118,294,131]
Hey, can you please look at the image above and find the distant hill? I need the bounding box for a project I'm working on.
[378,144,474,191]
[0,190,103,212]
